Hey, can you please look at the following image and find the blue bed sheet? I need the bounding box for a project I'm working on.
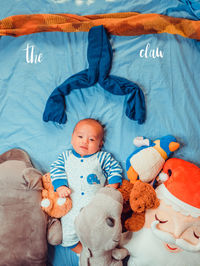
[1,0,200,20]
[1,30,200,170]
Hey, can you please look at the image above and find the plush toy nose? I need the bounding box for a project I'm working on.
[169,142,180,152]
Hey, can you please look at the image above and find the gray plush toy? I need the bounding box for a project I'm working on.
[0,149,62,265]
[75,186,129,266]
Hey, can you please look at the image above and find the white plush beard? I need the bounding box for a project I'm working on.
[124,227,200,266]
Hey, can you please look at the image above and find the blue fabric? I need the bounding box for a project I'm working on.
[43,25,146,124]
[47,244,78,266]
[72,149,95,158]
[180,0,200,18]
[67,243,79,249]
[52,178,68,191]
[1,0,199,20]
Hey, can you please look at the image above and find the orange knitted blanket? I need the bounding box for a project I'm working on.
[0,12,200,40]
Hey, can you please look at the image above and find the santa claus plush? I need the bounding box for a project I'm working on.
[122,158,200,266]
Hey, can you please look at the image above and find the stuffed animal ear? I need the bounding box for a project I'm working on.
[47,217,62,246]
[125,213,145,232]
[22,168,43,190]
[152,198,160,209]
[0,148,32,167]
[118,179,134,202]
[131,180,159,210]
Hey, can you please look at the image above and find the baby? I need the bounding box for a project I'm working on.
[50,118,123,253]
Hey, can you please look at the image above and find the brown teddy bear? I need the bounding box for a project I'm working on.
[41,172,72,218]
[118,179,160,232]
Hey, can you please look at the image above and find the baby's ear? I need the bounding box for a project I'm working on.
[99,140,104,148]
[153,198,160,209]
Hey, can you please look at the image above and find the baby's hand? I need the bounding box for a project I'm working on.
[106,183,119,189]
[56,186,71,198]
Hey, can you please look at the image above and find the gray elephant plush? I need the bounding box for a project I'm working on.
[75,186,129,266]
[0,149,62,265]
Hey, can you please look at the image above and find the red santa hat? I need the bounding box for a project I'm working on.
[157,158,200,217]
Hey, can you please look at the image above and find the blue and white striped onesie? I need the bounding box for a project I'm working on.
[50,149,123,247]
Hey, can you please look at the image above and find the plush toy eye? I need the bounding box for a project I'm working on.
[167,169,172,176]
[193,231,200,239]
[155,214,168,224]
[106,217,115,227]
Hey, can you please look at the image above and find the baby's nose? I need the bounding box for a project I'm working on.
[82,138,88,144]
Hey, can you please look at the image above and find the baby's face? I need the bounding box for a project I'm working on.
[71,120,103,157]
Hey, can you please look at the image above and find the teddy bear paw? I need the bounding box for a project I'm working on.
[41,198,51,208]
[57,197,67,206]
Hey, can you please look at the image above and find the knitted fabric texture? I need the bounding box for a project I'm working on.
[43,25,146,124]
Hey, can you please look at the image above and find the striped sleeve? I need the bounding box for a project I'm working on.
[97,151,123,185]
[50,151,68,191]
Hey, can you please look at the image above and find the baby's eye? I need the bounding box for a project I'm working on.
[78,135,83,138]
[193,231,200,239]
[155,214,168,224]
[89,138,95,142]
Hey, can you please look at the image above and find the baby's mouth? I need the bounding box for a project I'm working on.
[80,146,88,150]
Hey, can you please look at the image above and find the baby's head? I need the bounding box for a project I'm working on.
[71,118,104,157]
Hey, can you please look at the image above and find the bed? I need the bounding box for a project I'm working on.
[0,0,200,265]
